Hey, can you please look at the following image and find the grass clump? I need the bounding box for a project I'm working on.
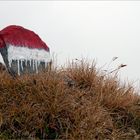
[0,60,140,139]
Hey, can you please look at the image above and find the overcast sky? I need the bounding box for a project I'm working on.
[0,1,140,87]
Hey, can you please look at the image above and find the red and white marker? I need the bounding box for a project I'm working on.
[0,25,50,75]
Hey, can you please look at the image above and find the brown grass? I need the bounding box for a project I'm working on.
[0,60,140,139]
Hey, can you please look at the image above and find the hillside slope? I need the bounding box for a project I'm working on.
[0,61,140,139]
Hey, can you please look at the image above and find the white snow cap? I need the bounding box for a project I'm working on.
[8,45,51,62]
[7,45,51,75]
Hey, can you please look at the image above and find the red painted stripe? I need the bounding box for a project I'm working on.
[0,25,49,51]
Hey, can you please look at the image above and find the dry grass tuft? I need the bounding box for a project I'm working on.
[0,60,140,139]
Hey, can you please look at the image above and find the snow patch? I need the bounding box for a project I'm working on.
[7,45,51,75]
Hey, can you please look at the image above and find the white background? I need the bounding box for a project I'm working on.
[0,1,140,87]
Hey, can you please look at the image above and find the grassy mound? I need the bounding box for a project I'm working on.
[0,60,140,139]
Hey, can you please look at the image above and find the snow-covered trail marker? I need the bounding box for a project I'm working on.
[0,25,51,76]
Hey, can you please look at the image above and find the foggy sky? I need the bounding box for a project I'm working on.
[0,1,140,87]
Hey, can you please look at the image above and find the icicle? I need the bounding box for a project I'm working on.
[25,59,27,66]
[37,61,39,73]
[29,59,31,67]
[17,59,20,75]
[45,62,48,68]
[33,60,35,70]
[35,60,38,73]
[21,60,24,71]
[9,59,12,67]
[38,60,40,67]
[45,62,46,68]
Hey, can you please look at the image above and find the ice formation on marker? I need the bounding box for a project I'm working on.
[7,45,51,75]
[0,25,51,76]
